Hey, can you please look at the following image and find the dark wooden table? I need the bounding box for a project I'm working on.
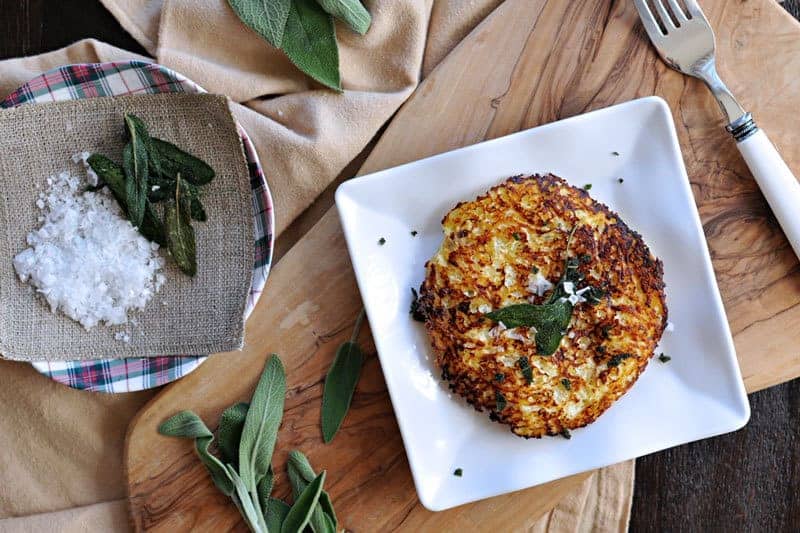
[2,1,800,531]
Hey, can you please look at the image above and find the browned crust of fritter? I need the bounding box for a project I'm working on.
[418,174,667,438]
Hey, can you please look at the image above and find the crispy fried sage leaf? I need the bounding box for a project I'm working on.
[157,411,234,496]
[87,154,166,245]
[153,138,215,185]
[316,0,371,34]
[227,0,292,47]
[239,354,286,494]
[125,113,163,178]
[122,139,148,228]
[281,471,326,533]
[190,198,208,222]
[486,301,572,356]
[282,0,341,91]
[165,176,197,276]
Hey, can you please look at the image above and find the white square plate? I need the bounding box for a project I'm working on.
[336,97,750,511]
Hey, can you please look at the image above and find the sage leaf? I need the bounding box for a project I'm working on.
[125,113,163,179]
[321,341,363,442]
[153,138,216,185]
[257,466,275,511]
[217,402,250,466]
[266,498,291,533]
[228,0,292,47]
[282,0,341,91]
[286,450,337,531]
[316,0,370,34]
[190,198,208,222]
[228,465,268,532]
[165,177,197,276]
[122,139,148,228]
[239,354,287,494]
[486,300,572,356]
[158,411,234,496]
[88,154,166,245]
[281,471,326,533]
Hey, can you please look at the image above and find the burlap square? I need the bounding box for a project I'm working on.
[0,93,254,360]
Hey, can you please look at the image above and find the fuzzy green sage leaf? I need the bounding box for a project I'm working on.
[321,309,366,443]
[282,0,341,91]
[281,471,326,533]
[239,354,287,497]
[316,0,371,34]
[158,411,234,496]
[217,402,249,467]
[228,0,292,47]
[266,498,291,533]
[286,450,338,532]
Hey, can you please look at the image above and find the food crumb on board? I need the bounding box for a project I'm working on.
[658,353,671,363]
[618,178,624,184]
[13,162,166,332]
[453,468,463,477]
[378,237,386,245]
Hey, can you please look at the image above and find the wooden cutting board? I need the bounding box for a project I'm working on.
[126,0,800,530]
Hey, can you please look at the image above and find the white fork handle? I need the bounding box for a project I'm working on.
[737,129,800,259]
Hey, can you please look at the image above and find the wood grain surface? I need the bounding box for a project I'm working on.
[120,0,800,530]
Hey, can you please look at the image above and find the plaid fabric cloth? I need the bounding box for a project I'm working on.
[1,61,274,393]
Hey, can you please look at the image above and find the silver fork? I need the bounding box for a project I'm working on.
[634,0,800,259]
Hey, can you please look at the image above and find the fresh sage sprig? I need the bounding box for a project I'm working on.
[159,355,340,532]
[227,0,371,91]
[286,450,338,532]
[321,309,366,443]
[89,113,216,276]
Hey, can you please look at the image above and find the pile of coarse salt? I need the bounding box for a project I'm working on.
[13,156,166,332]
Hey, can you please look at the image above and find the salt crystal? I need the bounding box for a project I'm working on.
[72,151,99,186]
[115,332,131,343]
[13,164,166,331]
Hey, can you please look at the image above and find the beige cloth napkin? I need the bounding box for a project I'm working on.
[0,0,635,530]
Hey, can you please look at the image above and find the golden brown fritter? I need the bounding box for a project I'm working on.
[417,174,667,438]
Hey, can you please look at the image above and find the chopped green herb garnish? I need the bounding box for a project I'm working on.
[601,325,612,339]
[612,151,620,156]
[512,232,521,241]
[453,468,463,477]
[579,254,591,263]
[532,266,539,274]
[561,378,571,390]
[560,429,571,439]
[618,178,624,184]
[597,345,606,354]
[607,353,633,367]
[410,288,425,322]
[517,357,533,384]
[583,184,592,190]
[658,353,671,363]
[494,373,505,382]
[378,237,386,245]
[410,230,418,236]
[495,391,507,411]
